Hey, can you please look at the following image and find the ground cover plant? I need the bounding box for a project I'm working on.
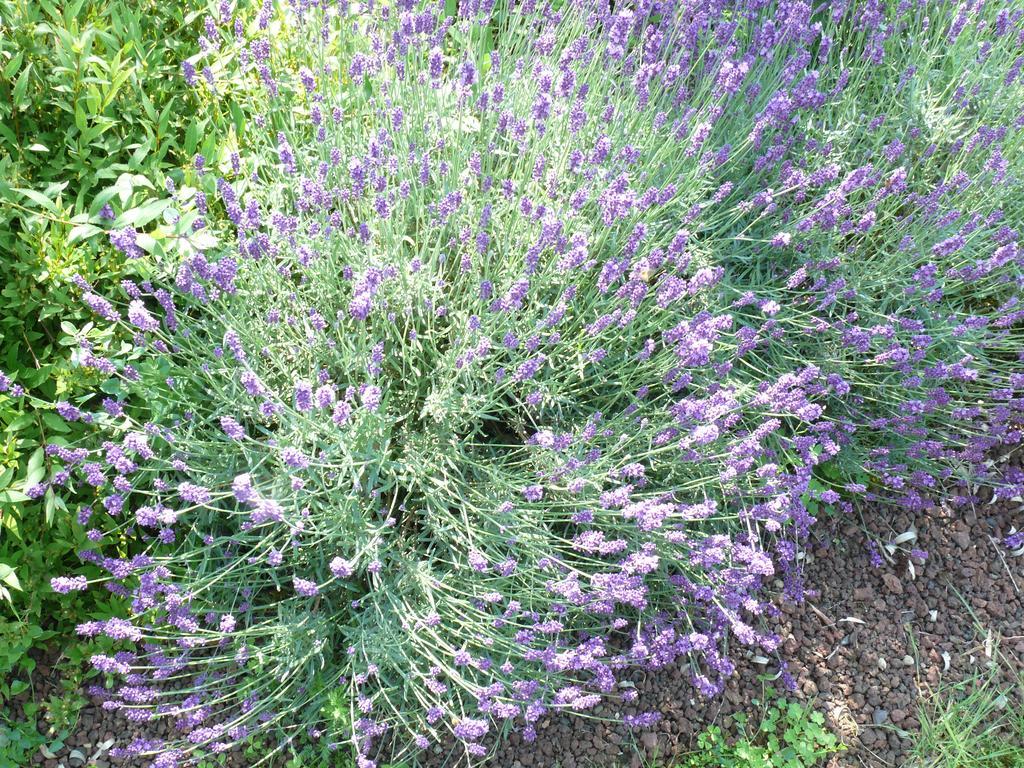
[678,694,842,768]
[22,0,1024,766]
[0,3,243,760]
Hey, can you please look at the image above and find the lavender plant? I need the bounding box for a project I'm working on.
[39,0,1024,766]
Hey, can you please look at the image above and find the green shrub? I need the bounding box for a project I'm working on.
[0,0,216,675]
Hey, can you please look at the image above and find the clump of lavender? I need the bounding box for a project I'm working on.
[52,1,1024,766]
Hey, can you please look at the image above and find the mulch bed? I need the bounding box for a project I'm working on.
[19,454,1024,768]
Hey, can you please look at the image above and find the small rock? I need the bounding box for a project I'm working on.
[860,730,880,748]
[853,587,873,601]
[901,655,915,667]
[873,709,889,726]
[877,657,888,671]
[881,572,904,595]
[952,530,971,550]
[640,732,658,751]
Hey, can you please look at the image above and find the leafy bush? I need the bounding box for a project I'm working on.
[680,695,842,768]
[0,0,227,687]
[38,1,1024,767]
[0,0,278,671]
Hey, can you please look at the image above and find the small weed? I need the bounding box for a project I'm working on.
[0,715,46,768]
[678,695,843,768]
[910,666,1024,768]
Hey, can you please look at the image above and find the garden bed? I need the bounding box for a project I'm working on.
[4,2,1024,767]
[22,451,1023,768]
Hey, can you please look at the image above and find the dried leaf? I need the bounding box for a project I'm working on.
[893,529,917,545]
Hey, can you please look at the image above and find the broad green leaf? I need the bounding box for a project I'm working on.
[5,414,35,433]
[22,456,45,485]
[44,487,56,526]
[120,198,169,227]
[41,412,71,433]
[74,102,89,134]
[3,51,24,80]
[12,66,31,108]
[68,222,102,244]
[14,188,58,212]
[185,122,199,155]
[0,121,17,146]
[0,564,22,591]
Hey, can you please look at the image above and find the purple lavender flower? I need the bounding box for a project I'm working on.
[361,385,382,412]
[181,60,198,86]
[127,300,159,332]
[522,485,543,502]
[109,227,145,259]
[330,557,354,578]
[220,416,245,440]
[294,380,314,412]
[866,541,884,568]
[281,447,310,470]
[83,292,120,322]
[277,132,296,174]
[178,482,211,505]
[293,577,319,597]
[51,576,88,594]
[315,384,336,409]
[332,401,352,425]
[55,401,82,421]
[453,718,488,742]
